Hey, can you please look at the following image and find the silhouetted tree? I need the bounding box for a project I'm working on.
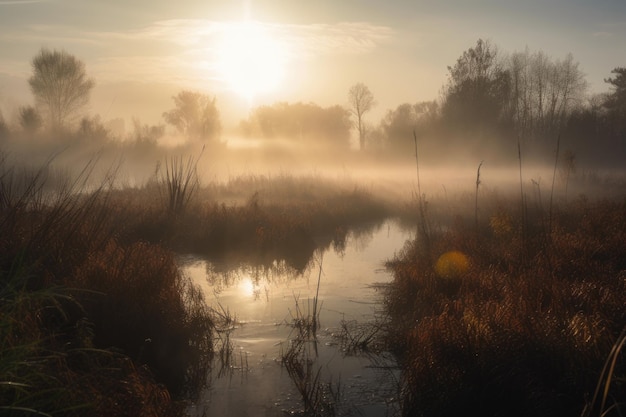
[19,105,42,134]
[380,101,439,153]
[442,39,510,135]
[605,68,626,109]
[0,112,9,141]
[77,115,109,141]
[162,90,221,142]
[28,48,95,129]
[603,67,626,138]
[130,118,165,145]
[348,83,376,150]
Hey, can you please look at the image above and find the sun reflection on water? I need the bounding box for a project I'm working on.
[237,276,256,298]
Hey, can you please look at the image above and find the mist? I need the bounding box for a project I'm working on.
[2,24,626,417]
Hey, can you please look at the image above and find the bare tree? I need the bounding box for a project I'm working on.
[28,48,95,129]
[163,90,221,142]
[507,49,586,141]
[348,83,375,150]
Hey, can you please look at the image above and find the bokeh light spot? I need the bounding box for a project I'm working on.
[435,250,469,279]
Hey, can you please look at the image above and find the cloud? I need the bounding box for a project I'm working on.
[0,24,104,46]
[277,21,394,58]
[99,19,394,58]
[0,18,394,88]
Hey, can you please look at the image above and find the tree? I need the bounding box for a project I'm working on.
[77,115,109,141]
[241,102,351,148]
[380,101,439,153]
[162,90,221,142]
[19,105,42,134]
[508,49,587,142]
[130,118,165,145]
[348,83,376,150]
[604,68,626,121]
[441,39,509,134]
[601,67,626,146]
[605,67,626,109]
[28,48,95,129]
[0,111,9,141]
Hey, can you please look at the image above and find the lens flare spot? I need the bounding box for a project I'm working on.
[435,251,469,279]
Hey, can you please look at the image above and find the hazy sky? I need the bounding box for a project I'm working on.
[1,0,625,129]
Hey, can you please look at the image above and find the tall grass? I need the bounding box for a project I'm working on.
[385,195,626,416]
[475,160,483,229]
[413,130,430,250]
[0,156,214,414]
[121,174,392,274]
[158,149,203,216]
[582,327,626,417]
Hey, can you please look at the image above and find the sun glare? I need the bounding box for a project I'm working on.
[238,277,255,298]
[215,21,288,103]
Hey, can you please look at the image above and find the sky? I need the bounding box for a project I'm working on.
[1,0,625,131]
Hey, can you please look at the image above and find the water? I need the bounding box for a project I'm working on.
[181,219,413,416]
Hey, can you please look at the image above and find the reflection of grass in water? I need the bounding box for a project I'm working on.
[113,173,392,274]
[339,314,387,355]
[281,338,340,417]
[283,255,323,340]
[207,299,251,380]
[281,257,342,416]
[286,294,322,340]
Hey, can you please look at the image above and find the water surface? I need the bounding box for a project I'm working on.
[182,219,413,416]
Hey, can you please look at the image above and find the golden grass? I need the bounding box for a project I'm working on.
[0,158,213,415]
[385,196,626,416]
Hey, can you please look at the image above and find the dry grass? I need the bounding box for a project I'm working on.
[109,173,393,273]
[1,157,399,415]
[0,157,213,415]
[385,196,626,416]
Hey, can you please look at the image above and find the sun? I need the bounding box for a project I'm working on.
[215,21,288,103]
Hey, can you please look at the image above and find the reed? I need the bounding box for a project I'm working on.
[474,160,483,229]
[159,148,203,216]
[281,333,339,416]
[549,133,561,237]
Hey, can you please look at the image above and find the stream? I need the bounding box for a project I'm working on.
[180,219,414,416]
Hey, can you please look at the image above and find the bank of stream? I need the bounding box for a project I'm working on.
[180,219,414,416]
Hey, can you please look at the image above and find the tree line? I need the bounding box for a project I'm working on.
[368,39,625,166]
[1,43,625,166]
